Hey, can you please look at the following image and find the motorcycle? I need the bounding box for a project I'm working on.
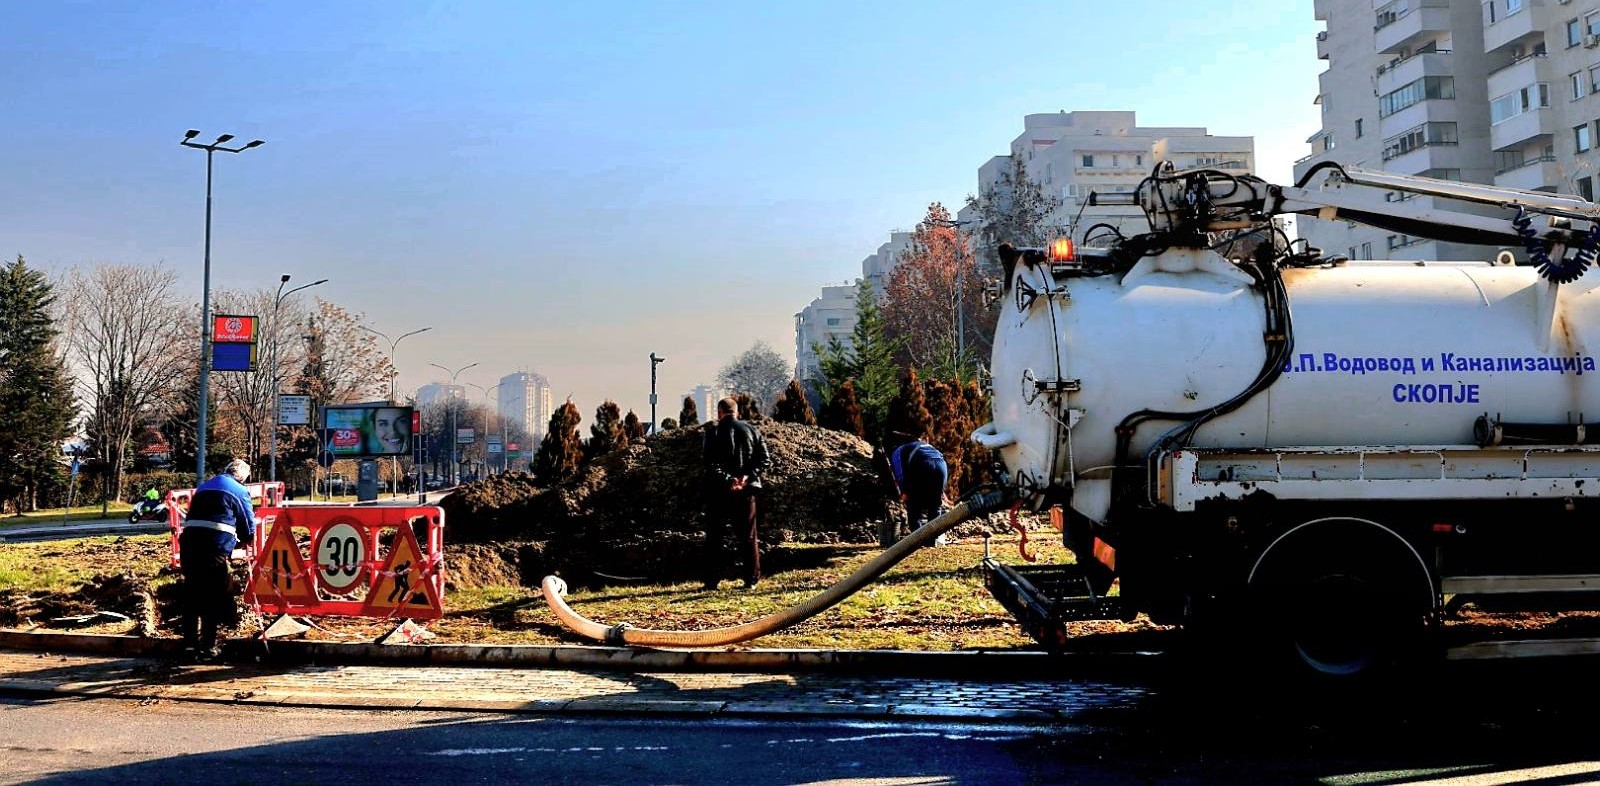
[129,498,168,524]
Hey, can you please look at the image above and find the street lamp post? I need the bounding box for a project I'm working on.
[467,382,506,475]
[649,352,666,434]
[268,275,327,484]
[182,130,265,481]
[429,362,478,486]
[360,324,432,495]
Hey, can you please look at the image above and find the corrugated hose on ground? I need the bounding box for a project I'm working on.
[541,492,1005,647]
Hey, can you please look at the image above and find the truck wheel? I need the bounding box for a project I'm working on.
[1248,518,1435,679]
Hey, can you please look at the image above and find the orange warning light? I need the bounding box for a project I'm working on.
[1049,237,1075,263]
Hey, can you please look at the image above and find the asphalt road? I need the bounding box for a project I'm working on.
[9,659,1600,784]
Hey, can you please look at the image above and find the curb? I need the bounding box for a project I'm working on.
[0,630,1164,679]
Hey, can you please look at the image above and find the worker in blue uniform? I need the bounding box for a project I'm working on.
[179,459,257,661]
[888,432,950,547]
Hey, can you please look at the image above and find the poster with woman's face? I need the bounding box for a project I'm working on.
[324,405,414,457]
[368,407,413,456]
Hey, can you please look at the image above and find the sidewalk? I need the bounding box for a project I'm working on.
[0,648,1151,723]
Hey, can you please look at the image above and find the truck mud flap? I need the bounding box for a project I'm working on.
[983,557,1124,650]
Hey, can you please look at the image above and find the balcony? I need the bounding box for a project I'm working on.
[1374,0,1453,55]
[1487,52,1549,98]
[1491,107,1556,149]
[1317,30,1330,60]
[1495,155,1561,191]
[1483,0,1550,55]
[1377,50,1452,92]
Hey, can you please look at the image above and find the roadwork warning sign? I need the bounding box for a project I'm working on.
[361,525,442,618]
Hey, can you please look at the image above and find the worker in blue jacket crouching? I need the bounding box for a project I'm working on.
[179,459,257,661]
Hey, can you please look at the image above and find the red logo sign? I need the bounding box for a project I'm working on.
[212,314,256,343]
[331,429,360,448]
[412,411,421,431]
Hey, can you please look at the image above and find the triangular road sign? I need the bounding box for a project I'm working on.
[250,521,317,605]
[361,526,442,618]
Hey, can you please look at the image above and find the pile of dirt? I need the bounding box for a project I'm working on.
[0,573,157,634]
[441,423,896,583]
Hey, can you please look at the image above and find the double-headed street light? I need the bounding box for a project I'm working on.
[467,381,507,475]
[361,324,432,496]
[182,129,265,480]
[429,362,478,486]
[268,274,328,483]
[358,324,433,402]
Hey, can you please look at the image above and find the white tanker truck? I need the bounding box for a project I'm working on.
[978,161,1600,675]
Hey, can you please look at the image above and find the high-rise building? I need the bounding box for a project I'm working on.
[1295,0,1583,261]
[415,383,465,408]
[681,384,723,423]
[498,371,553,442]
[794,283,858,381]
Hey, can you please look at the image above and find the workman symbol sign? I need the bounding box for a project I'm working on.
[361,525,442,617]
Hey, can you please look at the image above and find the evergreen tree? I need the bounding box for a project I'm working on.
[587,400,627,459]
[771,379,817,425]
[659,417,679,431]
[623,409,646,441]
[815,280,900,443]
[819,379,865,439]
[734,392,762,421]
[678,396,699,427]
[0,256,76,513]
[884,369,932,447]
[533,400,583,486]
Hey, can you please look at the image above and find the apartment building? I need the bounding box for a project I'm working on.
[415,383,465,408]
[498,371,553,442]
[794,283,858,382]
[1296,0,1600,261]
[979,111,1255,243]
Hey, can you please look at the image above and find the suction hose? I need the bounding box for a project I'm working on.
[541,491,1007,647]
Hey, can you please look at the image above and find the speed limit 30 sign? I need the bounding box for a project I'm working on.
[314,521,367,595]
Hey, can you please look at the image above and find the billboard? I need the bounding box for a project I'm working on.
[323,404,416,458]
[212,315,257,343]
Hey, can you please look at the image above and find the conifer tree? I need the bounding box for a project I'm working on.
[623,409,646,441]
[815,280,900,443]
[819,379,865,439]
[678,396,699,427]
[0,256,77,512]
[659,417,679,431]
[735,392,762,421]
[532,400,583,486]
[771,379,817,425]
[884,369,932,446]
[588,400,627,459]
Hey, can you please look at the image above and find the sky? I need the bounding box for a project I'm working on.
[0,0,1324,419]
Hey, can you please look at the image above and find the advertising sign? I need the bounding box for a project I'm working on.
[212,315,257,343]
[211,341,258,372]
[456,428,476,444]
[487,442,503,454]
[323,404,417,458]
[278,394,312,426]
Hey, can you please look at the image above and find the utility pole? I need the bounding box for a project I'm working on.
[649,352,666,434]
[180,130,264,480]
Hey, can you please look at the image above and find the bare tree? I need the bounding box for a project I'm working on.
[716,341,789,412]
[63,264,188,502]
[965,155,1063,275]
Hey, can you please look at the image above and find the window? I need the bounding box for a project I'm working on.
[1507,0,1524,14]
[1569,19,1583,48]
[1578,123,1593,152]
[1361,242,1373,260]
[1588,11,1600,35]
[825,318,841,327]
[1081,154,1094,167]
[1349,247,1358,261]
[1581,176,1595,201]
[1574,72,1586,101]
[1591,65,1600,94]
[1355,118,1364,138]
[1381,76,1456,117]
[1381,122,1459,160]
[1490,83,1551,123]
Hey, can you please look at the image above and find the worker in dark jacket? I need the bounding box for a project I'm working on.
[889,433,950,546]
[179,459,257,661]
[701,396,770,589]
